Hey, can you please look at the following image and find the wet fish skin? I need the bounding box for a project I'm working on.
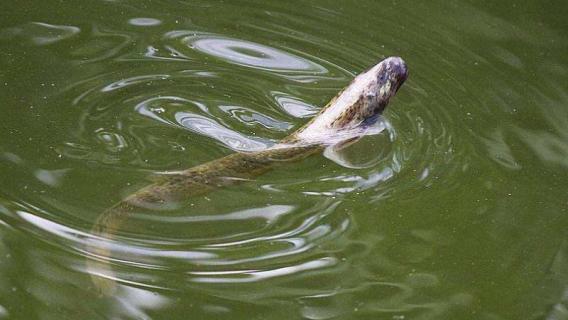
[88,56,409,294]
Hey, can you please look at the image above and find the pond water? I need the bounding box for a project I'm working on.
[1,0,567,319]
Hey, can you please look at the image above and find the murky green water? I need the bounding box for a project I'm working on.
[1,0,568,319]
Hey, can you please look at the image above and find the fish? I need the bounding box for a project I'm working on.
[87,56,408,294]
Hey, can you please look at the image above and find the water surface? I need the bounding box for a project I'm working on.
[1,0,568,319]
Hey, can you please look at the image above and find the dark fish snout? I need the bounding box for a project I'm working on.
[377,56,407,95]
[386,56,408,83]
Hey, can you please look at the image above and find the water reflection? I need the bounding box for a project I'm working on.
[70,26,134,63]
[179,32,327,73]
[516,100,568,168]
[191,257,336,283]
[144,204,294,224]
[481,129,521,170]
[0,22,80,46]
[102,74,170,92]
[128,18,162,27]
[109,286,171,319]
[175,112,273,151]
[272,92,319,118]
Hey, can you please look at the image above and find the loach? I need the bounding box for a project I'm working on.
[87,56,408,294]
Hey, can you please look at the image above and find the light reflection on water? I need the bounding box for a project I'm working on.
[0,22,80,46]
[186,33,327,73]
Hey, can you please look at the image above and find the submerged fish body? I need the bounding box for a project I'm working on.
[88,56,408,294]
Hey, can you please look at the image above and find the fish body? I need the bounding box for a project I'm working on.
[88,56,408,294]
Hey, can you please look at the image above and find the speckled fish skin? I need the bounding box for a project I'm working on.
[88,56,408,294]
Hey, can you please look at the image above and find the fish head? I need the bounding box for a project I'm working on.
[291,56,408,144]
[366,56,408,116]
[335,56,408,128]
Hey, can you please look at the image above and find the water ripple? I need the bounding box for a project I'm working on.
[0,22,80,46]
[6,8,449,308]
[191,257,336,283]
[170,31,328,73]
[174,112,273,151]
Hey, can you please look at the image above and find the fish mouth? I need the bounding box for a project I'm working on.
[384,56,408,92]
[371,56,408,114]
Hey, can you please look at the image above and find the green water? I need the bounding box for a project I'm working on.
[1,0,568,319]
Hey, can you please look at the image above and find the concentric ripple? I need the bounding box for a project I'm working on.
[0,2,465,316]
[2,0,462,308]
[182,32,327,73]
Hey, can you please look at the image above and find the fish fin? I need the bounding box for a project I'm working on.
[333,136,361,151]
[323,138,363,169]
[147,171,186,183]
[324,136,383,169]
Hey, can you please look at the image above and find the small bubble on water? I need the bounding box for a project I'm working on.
[150,107,165,114]
[170,143,186,151]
